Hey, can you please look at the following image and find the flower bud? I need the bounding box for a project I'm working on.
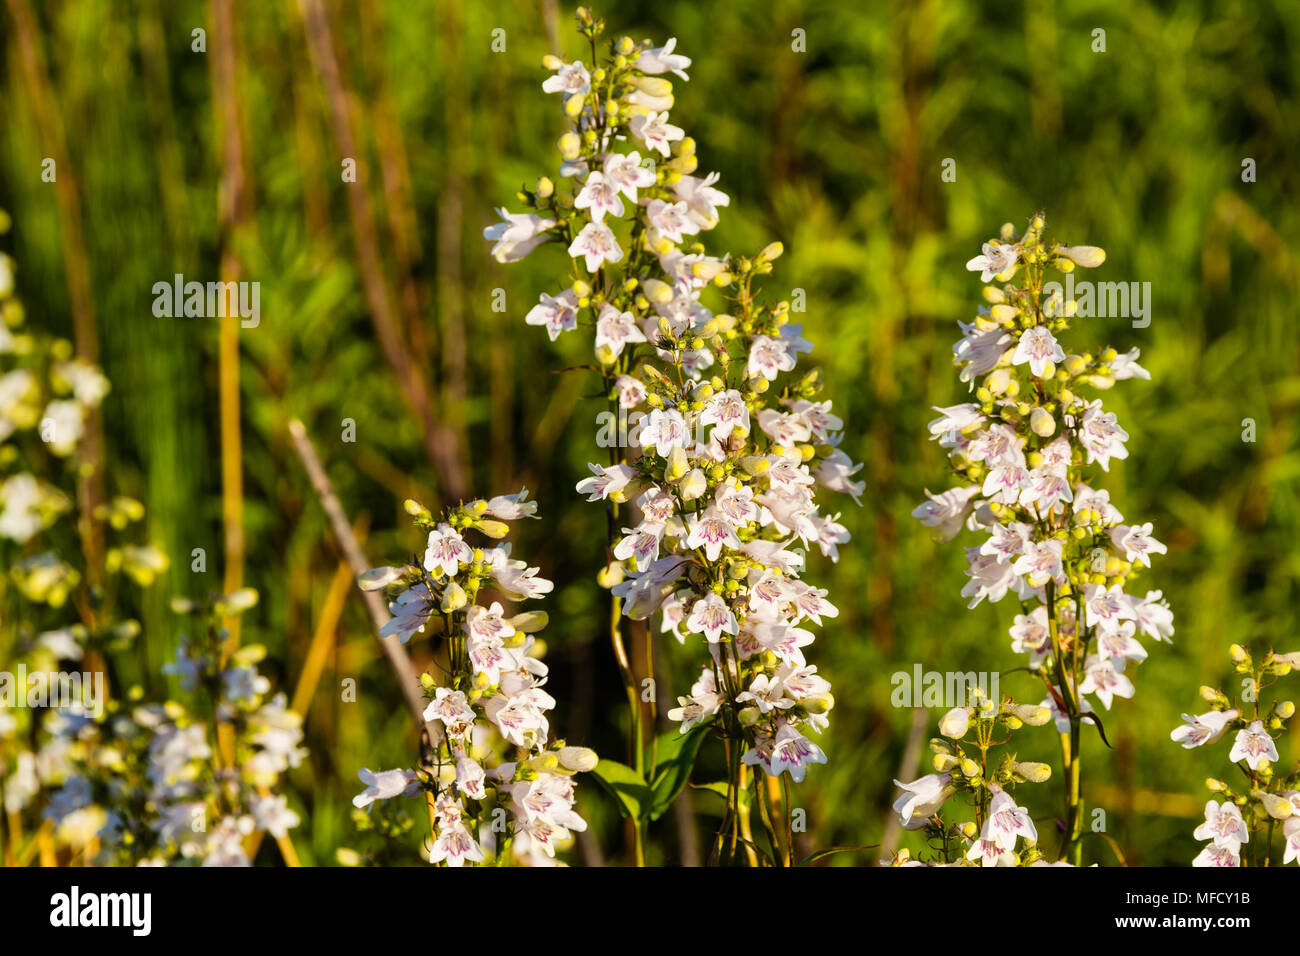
[664,444,689,482]
[1229,644,1251,664]
[558,746,599,772]
[440,582,467,612]
[738,706,762,727]
[536,176,554,199]
[597,561,625,588]
[1058,245,1105,268]
[476,519,510,539]
[508,610,549,633]
[1029,407,1056,437]
[557,132,581,160]
[679,468,707,500]
[939,707,970,739]
[1253,790,1293,820]
[1014,761,1052,783]
[960,757,981,778]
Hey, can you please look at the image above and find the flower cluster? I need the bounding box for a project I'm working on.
[890,693,1057,866]
[357,493,595,866]
[0,215,169,860]
[40,590,306,866]
[1171,644,1300,866]
[485,10,858,833]
[916,214,1171,859]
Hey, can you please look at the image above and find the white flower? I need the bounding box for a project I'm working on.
[685,592,737,643]
[637,38,692,79]
[423,524,473,578]
[1193,800,1250,852]
[1078,655,1135,709]
[575,171,625,222]
[595,304,647,358]
[352,768,417,809]
[981,788,1037,850]
[541,60,590,99]
[1012,326,1065,378]
[525,290,579,341]
[575,462,638,501]
[568,221,624,273]
[892,773,953,829]
[965,242,1019,282]
[1170,709,1237,749]
[628,110,684,157]
[602,151,657,202]
[1227,720,1278,770]
[483,208,556,262]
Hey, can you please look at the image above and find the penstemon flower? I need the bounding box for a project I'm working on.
[485,8,861,866]
[0,215,175,862]
[357,493,595,867]
[41,589,307,866]
[915,214,1172,863]
[888,692,1058,867]
[1172,644,1300,866]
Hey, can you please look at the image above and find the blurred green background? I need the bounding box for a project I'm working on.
[2,0,1297,865]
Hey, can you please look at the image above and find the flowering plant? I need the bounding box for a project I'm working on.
[911,213,1172,863]
[1172,644,1300,866]
[356,493,595,866]
[485,8,861,865]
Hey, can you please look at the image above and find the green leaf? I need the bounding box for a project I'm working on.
[590,759,652,820]
[646,726,709,820]
[797,845,878,867]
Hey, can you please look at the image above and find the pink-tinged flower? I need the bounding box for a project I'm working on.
[455,756,488,801]
[1020,466,1073,513]
[981,788,1038,850]
[967,838,1016,867]
[575,171,625,222]
[1228,720,1278,770]
[686,509,742,562]
[776,663,831,699]
[541,60,590,99]
[423,688,476,736]
[379,585,433,643]
[1193,800,1250,852]
[764,723,827,782]
[638,408,690,456]
[814,449,865,504]
[524,290,579,341]
[595,303,647,358]
[1170,709,1238,749]
[982,457,1029,506]
[423,524,473,578]
[1085,583,1138,634]
[700,388,750,439]
[1109,347,1150,381]
[912,485,980,542]
[1079,655,1135,709]
[568,221,623,273]
[892,773,954,829]
[747,335,797,381]
[628,110,684,157]
[961,549,1020,608]
[1192,843,1240,867]
[685,592,737,643]
[673,172,730,229]
[429,823,484,867]
[735,673,794,714]
[613,524,665,572]
[980,522,1030,564]
[1013,326,1065,378]
[1095,621,1147,664]
[1283,818,1300,865]
[602,151,657,202]
[483,208,556,263]
[1127,590,1175,642]
[464,601,512,644]
[645,199,701,244]
[637,37,692,79]
[965,241,1019,282]
[1109,522,1167,567]
[1011,539,1065,588]
[953,323,1012,383]
[1077,401,1130,471]
[1009,606,1051,667]
[575,462,639,501]
[927,403,984,439]
[483,488,538,520]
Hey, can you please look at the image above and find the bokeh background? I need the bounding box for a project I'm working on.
[2,0,1297,864]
